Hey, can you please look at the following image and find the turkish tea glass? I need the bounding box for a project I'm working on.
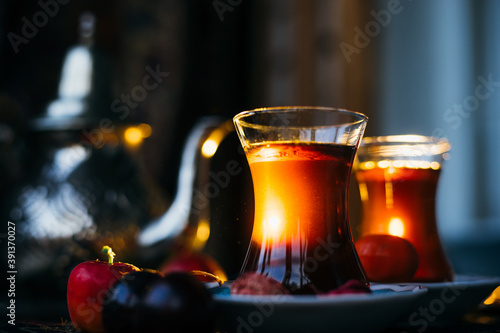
[233,106,369,293]
[355,135,454,282]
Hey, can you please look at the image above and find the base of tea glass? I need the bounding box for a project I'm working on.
[233,106,369,294]
[355,135,454,282]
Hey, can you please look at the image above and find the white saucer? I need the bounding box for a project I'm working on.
[385,275,500,328]
[210,284,427,333]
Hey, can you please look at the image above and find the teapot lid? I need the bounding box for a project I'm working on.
[30,12,116,131]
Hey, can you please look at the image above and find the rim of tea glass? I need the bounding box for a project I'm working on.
[233,106,368,130]
[360,135,451,156]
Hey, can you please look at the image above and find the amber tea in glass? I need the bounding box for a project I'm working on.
[233,107,369,293]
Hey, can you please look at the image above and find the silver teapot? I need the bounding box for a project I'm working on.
[2,13,252,320]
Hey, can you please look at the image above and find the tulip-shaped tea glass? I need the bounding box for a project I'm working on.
[355,135,454,282]
[233,106,369,293]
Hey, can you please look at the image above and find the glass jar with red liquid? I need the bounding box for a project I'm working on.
[355,135,454,282]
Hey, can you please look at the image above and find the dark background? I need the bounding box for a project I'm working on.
[0,0,259,195]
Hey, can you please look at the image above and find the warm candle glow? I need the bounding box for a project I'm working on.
[124,127,142,145]
[123,123,152,146]
[359,160,443,171]
[196,219,210,243]
[201,122,234,158]
[263,215,283,240]
[484,286,500,305]
[388,217,405,237]
[191,219,211,250]
[201,139,218,157]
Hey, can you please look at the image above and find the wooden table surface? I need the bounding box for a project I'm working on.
[2,306,499,333]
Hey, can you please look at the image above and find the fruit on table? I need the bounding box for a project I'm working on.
[102,270,216,333]
[160,250,227,283]
[355,234,419,283]
[67,246,140,333]
[230,272,290,295]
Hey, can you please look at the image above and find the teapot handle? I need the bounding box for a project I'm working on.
[138,116,233,248]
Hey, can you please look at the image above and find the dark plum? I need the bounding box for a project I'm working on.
[102,270,215,333]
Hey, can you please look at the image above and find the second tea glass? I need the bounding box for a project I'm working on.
[355,135,454,282]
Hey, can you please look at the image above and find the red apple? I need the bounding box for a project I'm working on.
[67,247,139,333]
[355,234,419,283]
[160,251,227,283]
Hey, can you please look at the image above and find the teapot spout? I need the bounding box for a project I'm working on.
[138,116,234,253]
